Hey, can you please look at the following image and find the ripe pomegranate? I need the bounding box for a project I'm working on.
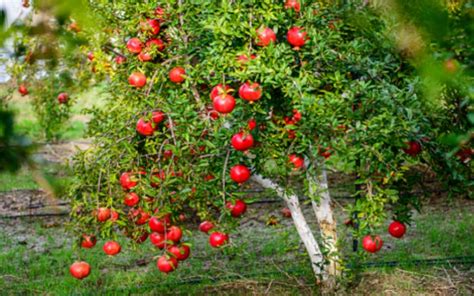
[256,27,276,47]
[81,234,97,249]
[110,210,119,222]
[288,130,296,139]
[146,38,165,51]
[169,67,186,83]
[319,147,332,159]
[213,94,236,114]
[18,84,28,96]
[150,232,167,249]
[68,22,81,32]
[157,255,178,273]
[208,108,220,120]
[281,207,292,218]
[87,52,94,61]
[103,241,121,256]
[155,7,165,20]
[57,92,69,104]
[456,147,473,164]
[248,119,257,130]
[336,124,348,132]
[130,208,150,225]
[163,150,173,160]
[209,232,229,248]
[199,221,215,233]
[284,116,296,126]
[150,170,166,187]
[69,261,91,280]
[203,174,215,181]
[230,164,251,183]
[126,38,143,54]
[141,19,160,35]
[149,215,171,233]
[362,235,383,253]
[167,226,183,243]
[115,55,126,64]
[289,154,304,170]
[444,58,458,73]
[132,231,149,244]
[168,244,190,261]
[231,132,254,151]
[403,141,421,157]
[210,84,232,101]
[328,20,337,31]
[136,118,154,136]
[120,172,138,190]
[226,199,247,217]
[138,50,152,62]
[239,82,262,102]
[96,207,111,222]
[124,192,139,207]
[292,109,302,122]
[152,111,165,125]
[287,27,307,49]
[388,221,406,238]
[284,0,301,12]
[128,72,147,88]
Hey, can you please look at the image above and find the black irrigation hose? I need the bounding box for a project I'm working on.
[0,185,448,216]
[0,212,69,219]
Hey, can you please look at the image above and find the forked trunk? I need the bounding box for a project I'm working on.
[252,174,325,280]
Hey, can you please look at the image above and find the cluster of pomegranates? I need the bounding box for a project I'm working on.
[362,220,407,253]
[71,166,251,279]
[125,9,188,89]
[254,0,307,50]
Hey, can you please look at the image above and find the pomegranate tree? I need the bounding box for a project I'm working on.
[10,0,472,287]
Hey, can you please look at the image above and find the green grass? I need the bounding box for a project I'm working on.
[0,201,472,295]
[0,226,315,295]
[341,205,474,264]
[0,168,38,191]
[0,164,75,192]
[375,208,474,261]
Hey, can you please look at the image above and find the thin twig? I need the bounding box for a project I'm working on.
[166,116,178,146]
[221,148,231,210]
[264,279,274,295]
[178,0,188,44]
[101,44,125,58]
[145,69,160,97]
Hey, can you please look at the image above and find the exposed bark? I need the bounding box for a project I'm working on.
[251,174,325,280]
[307,167,340,283]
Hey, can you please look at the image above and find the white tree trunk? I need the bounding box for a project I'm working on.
[307,168,340,279]
[251,174,325,280]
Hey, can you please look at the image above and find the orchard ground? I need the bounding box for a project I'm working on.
[0,86,473,295]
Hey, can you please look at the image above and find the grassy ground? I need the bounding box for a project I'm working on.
[0,168,38,191]
[0,198,472,295]
[0,162,74,192]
